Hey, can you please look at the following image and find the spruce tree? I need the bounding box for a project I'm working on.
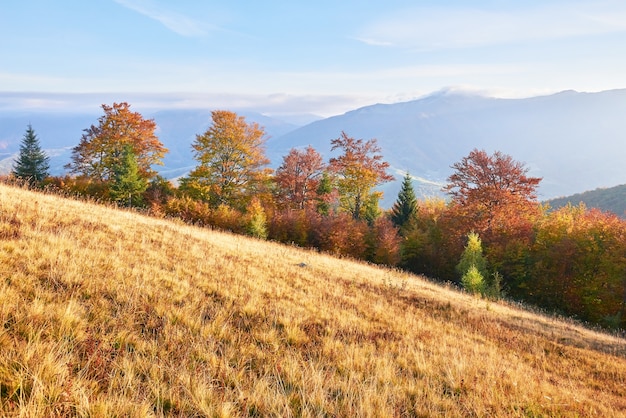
[390,172,418,229]
[109,146,148,207]
[316,172,333,216]
[12,124,50,186]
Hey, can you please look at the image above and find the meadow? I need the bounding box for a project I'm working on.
[0,184,625,416]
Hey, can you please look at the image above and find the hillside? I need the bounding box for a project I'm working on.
[1,185,626,416]
[546,184,626,218]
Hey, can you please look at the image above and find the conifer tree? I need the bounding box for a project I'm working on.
[462,265,485,295]
[12,124,50,186]
[456,231,488,280]
[109,146,148,207]
[390,172,418,230]
[456,232,489,294]
[315,172,335,216]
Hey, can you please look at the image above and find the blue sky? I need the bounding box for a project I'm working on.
[2,0,626,116]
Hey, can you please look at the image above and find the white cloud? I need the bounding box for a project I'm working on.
[357,2,626,50]
[113,0,215,37]
[0,91,378,118]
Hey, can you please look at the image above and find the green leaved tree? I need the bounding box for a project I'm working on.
[457,231,488,294]
[109,146,148,207]
[12,124,50,186]
[390,172,418,231]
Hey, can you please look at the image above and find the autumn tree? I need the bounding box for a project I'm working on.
[181,110,271,209]
[245,197,268,239]
[369,217,402,266]
[528,205,626,327]
[66,102,167,182]
[444,149,542,235]
[400,198,455,280]
[328,132,394,220]
[274,146,326,210]
[12,124,49,186]
[444,149,542,290]
[390,172,418,231]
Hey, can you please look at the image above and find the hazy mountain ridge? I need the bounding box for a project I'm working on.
[545,183,626,218]
[2,89,626,204]
[273,89,626,202]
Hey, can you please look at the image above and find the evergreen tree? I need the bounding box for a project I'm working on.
[12,124,50,186]
[461,265,485,295]
[315,172,334,216]
[110,146,148,207]
[390,172,418,229]
[457,232,489,294]
[456,231,488,279]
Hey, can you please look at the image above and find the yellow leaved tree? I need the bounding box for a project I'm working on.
[180,110,271,210]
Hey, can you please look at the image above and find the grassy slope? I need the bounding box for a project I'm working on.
[0,185,625,417]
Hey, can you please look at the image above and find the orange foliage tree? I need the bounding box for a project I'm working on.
[369,216,402,266]
[443,149,542,282]
[66,102,167,182]
[400,198,454,280]
[529,205,626,327]
[181,110,271,210]
[329,132,394,220]
[444,149,542,234]
[274,146,326,210]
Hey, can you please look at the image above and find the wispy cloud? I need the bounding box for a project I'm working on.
[0,91,378,118]
[113,0,215,37]
[357,2,626,50]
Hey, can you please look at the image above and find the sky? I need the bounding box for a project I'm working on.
[2,0,626,116]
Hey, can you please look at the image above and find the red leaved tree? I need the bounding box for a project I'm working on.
[444,149,541,229]
[274,146,326,210]
[443,149,542,284]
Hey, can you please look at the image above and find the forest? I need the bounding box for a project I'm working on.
[11,102,626,330]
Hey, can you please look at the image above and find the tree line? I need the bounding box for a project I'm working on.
[11,102,626,329]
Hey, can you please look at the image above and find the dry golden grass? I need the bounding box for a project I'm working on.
[0,183,625,417]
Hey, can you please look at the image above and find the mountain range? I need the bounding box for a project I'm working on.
[545,183,626,218]
[2,88,626,206]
